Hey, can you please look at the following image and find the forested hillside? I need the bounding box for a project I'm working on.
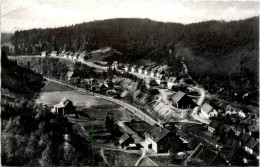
[10,17,259,102]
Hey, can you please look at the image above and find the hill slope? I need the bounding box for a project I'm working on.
[10,17,259,101]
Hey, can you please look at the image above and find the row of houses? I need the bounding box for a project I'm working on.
[41,51,87,61]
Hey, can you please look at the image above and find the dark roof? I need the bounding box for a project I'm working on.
[245,138,259,149]
[201,103,213,114]
[208,120,221,129]
[185,143,226,166]
[172,91,186,103]
[146,124,169,143]
[157,74,166,80]
[118,133,130,144]
[242,132,251,143]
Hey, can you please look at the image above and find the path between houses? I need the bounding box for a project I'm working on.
[135,149,146,166]
[100,148,110,166]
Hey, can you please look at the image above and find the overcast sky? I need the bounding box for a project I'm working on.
[1,0,259,32]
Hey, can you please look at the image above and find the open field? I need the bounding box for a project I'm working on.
[125,121,151,138]
[41,81,73,92]
[104,150,141,166]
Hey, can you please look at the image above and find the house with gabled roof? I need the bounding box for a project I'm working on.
[184,143,227,166]
[69,52,74,59]
[66,71,74,81]
[41,51,47,57]
[150,67,159,77]
[73,52,79,60]
[124,64,130,72]
[144,124,177,153]
[167,77,177,90]
[172,91,194,109]
[51,98,75,115]
[64,52,70,58]
[50,51,57,57]
[112,61,118,69]
[155,74,167,85]
[79,51,87,61]
[118,133,134,148]
[131,65,138,73]
[138,66,144,74]
[156,69,166,77]
[201,103,218,119]
[144,67,151,75]
[245,137,259,155]
[59,50,66,57]
[208,120,221,133]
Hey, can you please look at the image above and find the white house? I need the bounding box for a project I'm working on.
[59,50,66,57]
[50,51,57,57]
[138,66,144,74]
[156,69,166,77]
[245,137,259,155]
[167,77,177,89]
[238,111,246,118]
[155,75,167,85]
[73,52,79,60]
[124,64,130,72]
[112,61,118,69]
[150,67,158,77]
[131,65,137,73]
[144,67,151,75]
[201,103,218,119]
[79,51,87,61]
[41,51,47,57]
[69,53,74,59]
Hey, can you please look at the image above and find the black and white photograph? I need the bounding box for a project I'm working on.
[1,0,259,166]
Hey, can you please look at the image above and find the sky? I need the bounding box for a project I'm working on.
[1,0,259,32]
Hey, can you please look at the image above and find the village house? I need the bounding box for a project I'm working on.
[64,52,70,58]
[85,78,98,85]
[167,77,177,90]
[96,83,108,93]
[118,133,135,149]
[124,64,130,72]
[73,52,79,60]
[131,65,138,73]
[51,98,75,115]
[244,137,259,155]
[144,67,151,75]
[66,71,74,81]
[201,103,218,119]
[138,66,144,74]
[150,67,158,77]
[69,53,74,59]
[50,51,57,57]
[239,110,247,118]
[79,51,87,61]
[232,126,243,137]
[144,124,178,153]
[172,91,194,109]
[112,61,118,69]
[155,74,167,85]
[59,50,66,57]
[208,120,221,133]
[41,51,47,57]
[156,69,166,77]
[184,143,227,166]
[104,79,114,89]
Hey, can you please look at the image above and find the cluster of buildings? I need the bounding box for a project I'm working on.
[123,64,178,89]
[41,50,87,62]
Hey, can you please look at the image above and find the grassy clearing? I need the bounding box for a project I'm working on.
[125,121,151,138]
[41,81,73,92]
[104,150,141,166]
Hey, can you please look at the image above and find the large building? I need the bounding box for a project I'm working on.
[144,124,177,153]
[172,91,194,109]
[201,103,218,119]
[51,98,75,115]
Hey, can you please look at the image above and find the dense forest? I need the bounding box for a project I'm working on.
[10,17,259,103]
